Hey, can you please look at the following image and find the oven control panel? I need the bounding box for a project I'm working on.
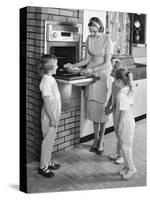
[46,24,81,42]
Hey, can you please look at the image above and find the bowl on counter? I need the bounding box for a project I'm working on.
[64,65,82,75]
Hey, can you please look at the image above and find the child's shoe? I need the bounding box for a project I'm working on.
[122,168,137,180]
[48,162,60,170]
[109,154,119,160]
[38,167,54,178]
[90,146,98,153]
[114,156,124,164]
[117,167,128,175]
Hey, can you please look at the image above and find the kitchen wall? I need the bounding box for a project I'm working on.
[20,6,84,163]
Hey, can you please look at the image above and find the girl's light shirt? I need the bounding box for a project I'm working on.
[115,86,134,124]
[112,72,133,109]
[40,74,61,120]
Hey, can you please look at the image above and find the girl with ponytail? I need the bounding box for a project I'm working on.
[105,61,133,165]
[113,68,137,180]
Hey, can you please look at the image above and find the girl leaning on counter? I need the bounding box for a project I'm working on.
[65,17,113,154]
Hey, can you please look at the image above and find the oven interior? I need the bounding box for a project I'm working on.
[49,45,86,80]
[49,46,76,70]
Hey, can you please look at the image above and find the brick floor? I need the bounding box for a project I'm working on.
[27,119,146,193]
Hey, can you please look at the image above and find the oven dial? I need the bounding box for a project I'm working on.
[73,33,79,41]
[52,32,57,39]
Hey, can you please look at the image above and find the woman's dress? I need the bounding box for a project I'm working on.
[85,34,113,123]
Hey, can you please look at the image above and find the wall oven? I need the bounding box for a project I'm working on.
[44,21,82,80]
[44,21,98,139]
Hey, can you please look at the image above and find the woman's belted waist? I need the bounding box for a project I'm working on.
[90,55,104,62]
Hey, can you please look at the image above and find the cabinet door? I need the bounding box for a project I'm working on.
[133,79,147,117]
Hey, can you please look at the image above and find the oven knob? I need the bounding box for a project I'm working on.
[73,33,79,41]
[52,32,57,39]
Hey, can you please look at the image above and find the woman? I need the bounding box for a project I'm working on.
[65,17,113,154]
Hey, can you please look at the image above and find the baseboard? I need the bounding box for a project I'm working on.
[80,114,146,143]
[80,126,114,143]
[135,114,146,122]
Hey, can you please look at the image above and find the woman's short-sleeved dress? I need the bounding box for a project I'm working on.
[85,34,113,123]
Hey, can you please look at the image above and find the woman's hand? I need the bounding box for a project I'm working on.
[80,68,93,76]
[64,63,74,69]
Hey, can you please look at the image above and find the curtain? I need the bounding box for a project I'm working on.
[107,11,130,55]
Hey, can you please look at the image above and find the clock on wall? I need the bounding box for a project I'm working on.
[132,13,146,44]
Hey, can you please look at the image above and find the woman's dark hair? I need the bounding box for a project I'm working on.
[88,17,104,33]
[37,54,57,77]
[115,69,133,94]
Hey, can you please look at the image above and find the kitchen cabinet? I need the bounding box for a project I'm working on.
[132,79,147,118]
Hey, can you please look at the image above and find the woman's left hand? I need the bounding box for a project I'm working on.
[64,63,74,69]
[80,68,93,76]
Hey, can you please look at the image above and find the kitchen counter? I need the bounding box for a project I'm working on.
[56,66,146,84]
[55,76,100,111]
[55,76,100,86]
[112,54,146,80]
[129,66,146,80]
